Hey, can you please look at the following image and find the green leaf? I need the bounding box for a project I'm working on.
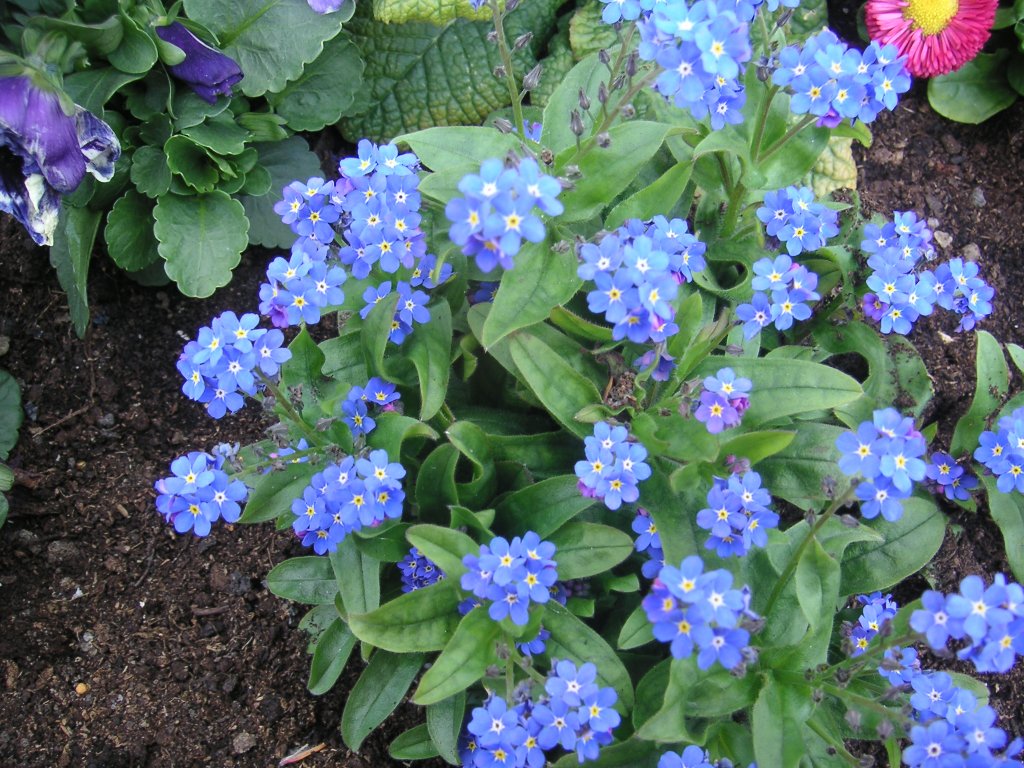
[108,11,158,73]
[342,0,559,140]
[105,190,161,273]
[349,580,461,652]
[367,411,439,459]
[568,2,618,59]
[801,135,857,197]
[0,463,12,493]
[446,419,498,507]
[397,126,522,171]
[321,332,369,383]
[63,68,143,114]
[928,52,1017,124]
[617,603,654,650]
[756,423,846,510]
[692,357,862,428]
[240,140,323,248]
[983,475,1024,582]
[266,556,339,605]
[308,618,357,695]
[840,497,946,596]
[240,461,318,524]
[482,240,581,349]
[154,191,249,298]
[719,430,796,465]
[362,292,401,378]
[427,691,466,765]
[606,161,693,229]
[559,122,671,222]
[795,538,840,633]
[493,476,595,538]
[183,0,346,97]
[413,608,500,705]
[374,0,489,24]
[172,90,231,130]
[402,299,452,420]
[752,675,811,768]
[508,333,603,438]
[342,650,425,750]
[182,114,251,156]
[50,205,101,338]
[332,537,380,617]
[130,145,172,199]
[389,724,439,760]
[544,602,634,712]
[952,330,1009,457]
[550,739,662,768]
[548,522,632,580]
[268,34,365,131]
[164,135,220,193]
[406,524,477,580]
[0,371,23,461]
[282,326,327,396]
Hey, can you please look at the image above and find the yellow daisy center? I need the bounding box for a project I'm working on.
[905,0,959,36]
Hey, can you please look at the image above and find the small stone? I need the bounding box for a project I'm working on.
[962,243,981,262]
[232,732,257,755]
[170,661,189,682]
[969,187,986,208]
[75,682,90,696]
[97,412,115,428]
[925,193,943,215]
[933,230,953,250]
[46,540,80,565]
[940,134,961,154]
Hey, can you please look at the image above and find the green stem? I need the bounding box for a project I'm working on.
[755,114,817,164]
[512,649,547,686]
[234,446,323,479]
[750,84,779,161]
[805,716,859,767]
[763,484,855,617]
[505,648,515,702]
[490,0,525,140]
[812,628,918,683]
[568,67,658,167]
[720,180,747,238]
[257,371,325,448]
[819,681,905,723]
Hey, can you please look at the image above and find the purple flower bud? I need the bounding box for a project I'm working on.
[155,23,243,104]
[0,75,120,245]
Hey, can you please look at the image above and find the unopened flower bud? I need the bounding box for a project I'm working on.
[563,164,581,179]
[621,103,636,119]
[505,0,519,10]
[876,720,894,740]
[596,131,611,148]
[522,63,542,91]
[552,240,571,253]
[513,32,533,50]
[839,513,860,527]
[578,87,591,111]
[776,9,794,29]
[493,65,506,79]
[598,49,611,65]
[844,709,862,730]
[570,109,585,137]
[540,148,554,165]
[626,51,638,77]
[493,117,513,133]
[315,417,335,431]
[597,81,608,103]
[487,30,498,43]
[611,74,625,91]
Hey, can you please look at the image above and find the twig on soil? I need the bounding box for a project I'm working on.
[190,605,229,617]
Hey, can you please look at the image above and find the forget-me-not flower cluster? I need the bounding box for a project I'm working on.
[911,573,1024,674]
[835,407,926,522]
[975,407,1024,495]
[446,156,563,273]
[341,377,401,439]
[925,451,978,502]
[578,217,706,359]
[693,367,751,434]
[773,28,911,126]
[290,449,407,554]
[695,467,778,558]
[848,591,898,656]
[642,554,759,670]
[398,547,445,592]
[155,449,249,537]
[736,254,821,339]
[459,660,620,767]
[632,508,665,579]
[575,421,652,510]
[756,185,840,257]
[461,533,559,626]
[177,310,291,419]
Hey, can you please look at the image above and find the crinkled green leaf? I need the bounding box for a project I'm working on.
[531,30,574,108]
[568,2,617,59]
[373,0,489,25]
[267,34,365,131]
[801,135,856,197]
[182,0,347,97]
[154,191,249,297]
[342,0,560,141]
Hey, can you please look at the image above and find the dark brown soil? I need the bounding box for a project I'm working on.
[2,23,1024,768]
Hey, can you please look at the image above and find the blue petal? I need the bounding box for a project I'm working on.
[74,107,120,182]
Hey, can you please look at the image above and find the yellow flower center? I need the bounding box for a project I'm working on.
[905,0,958,36]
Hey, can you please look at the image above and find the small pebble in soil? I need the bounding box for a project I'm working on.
[75,683,89,696]
[46,540,80,564]
[933,230,953,250]
[962,243,981,262]
[940,134,961,154]
[970,187,987,207]
[232,732,257,755]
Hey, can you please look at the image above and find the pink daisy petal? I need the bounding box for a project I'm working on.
[865,0,998,78]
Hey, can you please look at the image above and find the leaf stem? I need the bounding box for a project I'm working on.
[490,0,525,140]
[256,371,326,448]
[755,114,817,164]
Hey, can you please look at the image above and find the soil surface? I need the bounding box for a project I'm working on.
[2,13,1024,768]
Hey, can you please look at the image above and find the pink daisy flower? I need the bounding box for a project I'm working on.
[865,0,998,78]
